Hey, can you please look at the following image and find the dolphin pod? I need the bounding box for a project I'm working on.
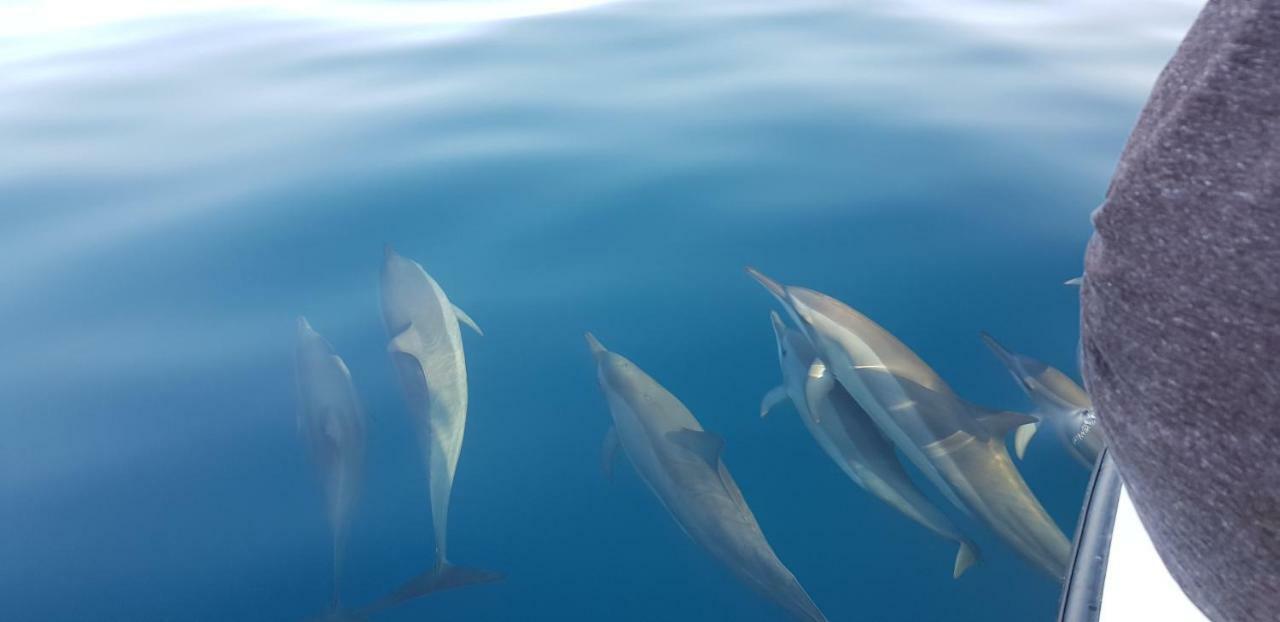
[375,246,500,608]
[294,317,368,614]
[981,332,1105,468]
[747,267,1072,579]
[587,333,829,622]
[289,249,1088,620]
[762,311,981,578]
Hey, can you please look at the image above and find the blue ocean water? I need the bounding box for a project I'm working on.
[0,1,1200,620]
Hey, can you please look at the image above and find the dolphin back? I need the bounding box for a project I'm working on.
[588,334,828,622]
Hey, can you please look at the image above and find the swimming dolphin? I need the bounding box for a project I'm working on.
[377,246,499,605]
[980,333,1104,469]
[587,333,828,622]
[294,317,368,613]
[761,311,980,578]
[747,268,1070,579]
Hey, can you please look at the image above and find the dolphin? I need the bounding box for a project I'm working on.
[377,246,499,606]
[587,333,828,622]
[294,317,368,613]
[761,311,980,578]
[747,268,1070,579]
[980,332,1105,468]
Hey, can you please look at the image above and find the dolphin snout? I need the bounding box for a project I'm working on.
[584,332,607,357]
[296,315,315,335]
[745,266,785,296]
[768,311,788,341]
[746,266,787,301]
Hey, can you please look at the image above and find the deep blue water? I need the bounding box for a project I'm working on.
[0,1,1199,621]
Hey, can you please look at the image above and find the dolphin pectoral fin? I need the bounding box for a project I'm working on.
[665,428,725,469]
[373,562,502,611]
[1014,421,1039,459]
[760,386,788,418]
[954,541,981,579]
[329,354,354,382]
[803,362,836,424]
[807,360,832,422]
[602,426,620,480]
[1064,276,1083,286]
[452,304,483,336]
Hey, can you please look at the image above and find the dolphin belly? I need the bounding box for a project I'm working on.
[377,248,496,603]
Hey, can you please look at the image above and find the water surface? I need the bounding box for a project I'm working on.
[0,1,1198,620]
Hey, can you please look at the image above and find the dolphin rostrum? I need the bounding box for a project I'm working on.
[587,333,828,622]
[294,317,368,613]
[747,268,1070,579]
[980,332,1105,468]
[377,246,498,606]
[762,311,980,578]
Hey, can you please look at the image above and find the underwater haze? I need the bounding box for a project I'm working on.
[0,1,1199,621]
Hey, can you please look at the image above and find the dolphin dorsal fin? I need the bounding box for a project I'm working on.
[452,304,483,336]
[666,428,724,469]
[760,386,787,418]
[601,426,620,481]
[954,541,981,579]
[1013,421,1039,459]
[967,402,1038,439]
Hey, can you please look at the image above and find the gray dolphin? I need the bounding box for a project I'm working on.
[761,312,980,578]
[747,268,1070,579]
[294,317,368,612]
[980,332,1104,469]
[377,246,499,605]
[587,333,828,622]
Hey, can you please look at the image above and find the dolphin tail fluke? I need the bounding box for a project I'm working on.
[373,562,503,611]
[1014,421,1039,460]
[953,541,981,578]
